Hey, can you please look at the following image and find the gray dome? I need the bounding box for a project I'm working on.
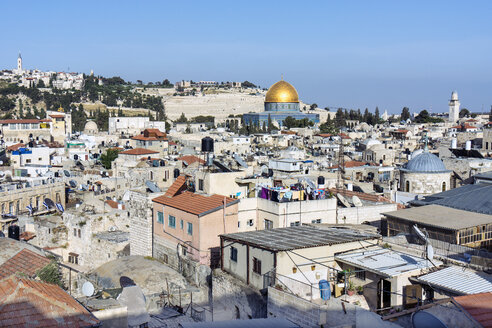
[403,152,448,173]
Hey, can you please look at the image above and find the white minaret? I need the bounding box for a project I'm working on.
[17,52,23,73]
[449,91,460,123]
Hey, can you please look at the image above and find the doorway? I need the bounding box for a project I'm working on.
[377,279,392,309]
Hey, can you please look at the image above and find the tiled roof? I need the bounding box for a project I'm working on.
[164,175,188,197]
[49,114,64,118]
[144,128,166,137]
[281,130,297,135]
[454,292,492,327]
[120,148,159,155]
[0,119,43,124]
[315,133,333,138]
[105,199,124,210]
[328,161,376,169]
[169,141,178,146]
[0,249,51,280]
[153,191,238,216]
[328,188,397,205]
[7,143,25,151]
[339,133,351,139]
[131,135,160,141]
[0,276,100,327]
[178,155,205,165]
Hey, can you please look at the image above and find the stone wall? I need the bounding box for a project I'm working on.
[129,191,154,257]
[400,171,451,195]
[337,203,398,225]
[212,270,266,321]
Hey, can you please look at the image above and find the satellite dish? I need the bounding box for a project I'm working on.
[82,281,95,297]
[427,244,434,261]
[352,195,363,207]
[412,310,448,328]
[64,170,71,177]
[69,180,77,188]
[109,226,117,232]
[336,193,351,208]
[413,225,428,242]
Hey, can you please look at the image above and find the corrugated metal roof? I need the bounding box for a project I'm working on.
[335,248,440,278]
[453,292,492,327]
[383,204,492,230]
[416,266,492,295]
[221,226,379,252]
[415,184,492,215]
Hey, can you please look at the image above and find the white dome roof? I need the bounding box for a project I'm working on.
[362,138,381,147]
[84,120,98,133]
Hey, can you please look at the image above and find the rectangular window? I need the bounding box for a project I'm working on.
[290,221,300,227]
[198,179,204,191]
[252,257,262,275]
[264,219,273,230]
[168,215,176,228]
[157,211,164,224]
[230,247,238,262]
[311,219,321,224]
[73,228,77,237]
[180,219,184,229]
[187,222,193,235]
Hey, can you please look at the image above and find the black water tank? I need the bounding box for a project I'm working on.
[318,176,325,185]
[201,137,214,152]
[173,168,180,179]
[8,225,20,241]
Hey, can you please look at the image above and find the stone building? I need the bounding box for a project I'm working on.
[399,149,451,195]
[0,179,65,216]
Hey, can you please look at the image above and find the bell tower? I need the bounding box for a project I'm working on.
[17,52,22,73]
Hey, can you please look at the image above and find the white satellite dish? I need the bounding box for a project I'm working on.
[413,225,428,242]
[352,195,363,207]
[82,281,95,297]
[427,244,434,261]
[336,193,351,208]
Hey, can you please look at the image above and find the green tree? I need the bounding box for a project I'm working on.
[374,107,380,124]
[37,79,46,88]
[176,112,188,123]
[489,106,492,122]
[100,149,119,169]
[267,114,273,132]
[459,108,470,118]
[36,261,64,287]
[335,108,345,128]
[401,107,410,121]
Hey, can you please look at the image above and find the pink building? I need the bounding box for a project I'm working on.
[152,190,239,267]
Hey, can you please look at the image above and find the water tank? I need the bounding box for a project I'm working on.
[465,140,472,151]
[317,176,325,186]
[201,137,214,153]
[8,225,20,241]
[451,138,457,149]
[173,168,180,179]
[319,280,331,300]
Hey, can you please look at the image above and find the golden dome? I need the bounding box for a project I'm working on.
[265,80,299,103]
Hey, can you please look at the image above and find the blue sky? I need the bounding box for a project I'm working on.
[1,0,491,114]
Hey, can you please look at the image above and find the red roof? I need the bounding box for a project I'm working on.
[453,292,492,328]
[49,114,64,118]
[153,191,237,216]
[0,119,43,124]
[281,130,297,135]
[144,128,166,137]
[7,143,25,151]
[169,141,178,146]
[164,175,188,197]
[339,133,351,139]
[316,133,333,138]
[120,148,159,155]
[105,199,125,210]
[393,129,409,133]
[0,249,51,280]
[131,135,160,141]
[178,155,205,166]
[328,161,376,169]
[0,276,100,327]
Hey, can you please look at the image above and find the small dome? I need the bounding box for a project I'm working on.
[265,80,299,103]
[84,120,98,134]
[451,91,458,101]
[403,152,448,173]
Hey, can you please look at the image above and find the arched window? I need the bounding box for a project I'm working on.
[405,181,410,192]
[442,182,446,192]
[56,193,61,204]
[150,171,154,181]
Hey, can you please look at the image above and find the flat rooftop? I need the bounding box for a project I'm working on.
[383,204,492,231]
[221,226,379,252]
[335,247,441,278]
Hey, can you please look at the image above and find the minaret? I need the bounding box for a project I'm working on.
[17,52,22,73]
[449,91,460,123]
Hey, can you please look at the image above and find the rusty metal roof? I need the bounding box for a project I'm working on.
[454,292,492,328]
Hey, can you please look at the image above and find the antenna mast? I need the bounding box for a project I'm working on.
[337,136,345,189]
